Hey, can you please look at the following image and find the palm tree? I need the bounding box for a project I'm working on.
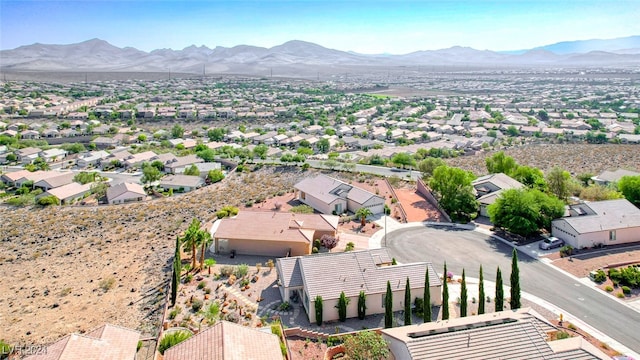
[355,207,373,228]
[199,230,213,271]
[204,259,216,275]
[182,218,201,270]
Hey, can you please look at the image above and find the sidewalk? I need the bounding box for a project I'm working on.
[370,219,640,358]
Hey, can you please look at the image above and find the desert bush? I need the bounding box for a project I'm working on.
[224,312,240,323]
[158,331,192,355]
[617,292,625,298]
[234,264,249,278]
[345,242,355,251]
[567,323,577,331]
[278,301,292,311]
[556,331,571,340]
[191,299,203,312]
[220,265,234,277]
[605,285,614,292]
[312,247,319,253]
[99,277,116,292]
[197,281,207,290]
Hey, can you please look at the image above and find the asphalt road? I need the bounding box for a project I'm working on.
[386,226,640,353]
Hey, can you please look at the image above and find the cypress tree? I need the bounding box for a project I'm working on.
[357,291,367,320]
[442,262,450,320]
[495,267,504,312]
[423,268,432,323]
[404,277,411,325]
[460,269,467,317]
[510,248,521,309]
[337,291,348,322]
[315,296,323,326]
[385,280,393,328]
[171,235,181,306]
[478,265,485,315]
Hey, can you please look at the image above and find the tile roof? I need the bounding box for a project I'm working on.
[106,182,146,201]
[281,249,440,300]
[472,173,524,192]
[23,324,140,360]
[294,174,383,206]
[381,308,608,360]
[557,199,640,233]
[163,321,281,360]
[44,182,92,200]
[159,174,204,188]
[214,211,338,244]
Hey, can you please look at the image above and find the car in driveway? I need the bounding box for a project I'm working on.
[539,236,564,250]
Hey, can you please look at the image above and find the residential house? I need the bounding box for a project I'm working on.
[39,148,67,163]
[164,154,204,174]
[23,324,140,360]
[33,172,75,191]
[11,170,60,188]
[163,321,282,360]
[123,151,157,168]
[106,182,147,205]
[15,147,42,164]
[591,169,639,186]
[294,174,385,215]
[20,129,40,139]
[36,182,92,204]
[77,150,110,168]
[92,136,120,149]
[472,173,524,217]
[1,170,32,187]
[551,199,640,249]
[381,308,608,360]
[276,248,441,324]
[212,211,338,257]
[159,174,204,192]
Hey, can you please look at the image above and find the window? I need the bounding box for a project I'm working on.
[609,230,616,241]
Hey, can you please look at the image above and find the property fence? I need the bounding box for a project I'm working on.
[416,178,452,222]
[384,178,407,223]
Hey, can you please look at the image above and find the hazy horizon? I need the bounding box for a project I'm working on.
[1,0,640,54]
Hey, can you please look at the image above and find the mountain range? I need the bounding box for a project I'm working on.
[1,36,639,75]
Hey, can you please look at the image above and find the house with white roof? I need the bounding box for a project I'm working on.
[294,174,385,215]
[277,248,441,324]
[551,199,640,249]
[106,182,147,204]
[591,169,639,186]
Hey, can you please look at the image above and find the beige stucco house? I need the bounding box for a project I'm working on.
[212,211,338,257]
[106,182,147,204]
[277,248,441,324]
[551,199,640,249]
[294,174,385,215]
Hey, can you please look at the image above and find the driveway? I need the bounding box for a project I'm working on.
[386,226,640,354]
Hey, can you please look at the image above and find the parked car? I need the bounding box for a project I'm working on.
[539,236,564,250]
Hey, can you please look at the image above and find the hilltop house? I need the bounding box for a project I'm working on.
[159,174,204,192]
[294,174,385,215]
[591,169,639,186]
[472,173,524,217]
[551,199,640,249]
[23,324,140,360]
[381,308,608,360]
[106,182,147,205]
[212,211,338,257]
[276,248,441,324]
[36,182,92,205]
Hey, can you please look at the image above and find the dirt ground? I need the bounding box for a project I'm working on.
[393,187,446,222]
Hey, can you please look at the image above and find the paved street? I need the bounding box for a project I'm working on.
[386,226,640,354]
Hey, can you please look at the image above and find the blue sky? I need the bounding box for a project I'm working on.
[1,0,639,54]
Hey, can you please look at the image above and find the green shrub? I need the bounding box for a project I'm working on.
[605,285,614,292]
[290,204,314,214]
[413,297,424,316]
[556,331,570,340]
[617,292,625,298]
[313,239,322,249]
[622,286,631,295]
[312,247,319,253]
[168,306,181,320]
[197,281,207,290]
[567,323,577,331]
[191,299,203,312]
[345,242,355,251]
[278,302,292,311]
[559,245,574,258]
[593,269,606,283]
[158,331,192,355]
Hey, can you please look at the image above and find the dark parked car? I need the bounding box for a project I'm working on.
[539,236,564,250]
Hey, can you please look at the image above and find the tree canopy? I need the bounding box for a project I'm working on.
[429,165,478,222]
[343,330,390,360]
[488,188,565,237]
[618,175,640,207]
[546,166,571,201]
